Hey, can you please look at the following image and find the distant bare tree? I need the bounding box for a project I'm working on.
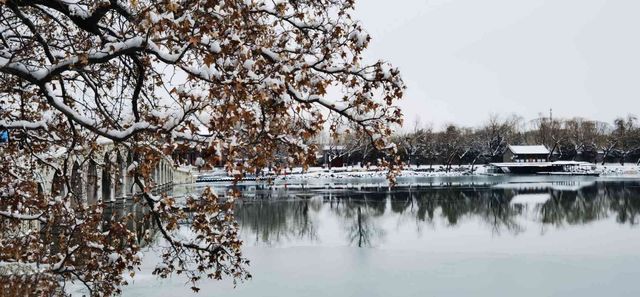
[395,118,423,166]
[437,125,465,171]
[474,114,521,164]
[564,118,602,162]
[610,116,640,165]
[531,115,567,160]
[417,126,437,169]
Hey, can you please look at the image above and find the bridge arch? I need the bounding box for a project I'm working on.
[86,159,98,205]
[51,170,65,198]
[115,152,125,200]
[37,145,191,206]
[102,152,113,202]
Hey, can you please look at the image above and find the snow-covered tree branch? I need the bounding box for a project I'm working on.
[0,0,404,295]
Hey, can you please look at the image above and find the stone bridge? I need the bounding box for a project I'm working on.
[36,142,195,204]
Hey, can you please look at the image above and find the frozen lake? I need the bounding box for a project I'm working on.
[122,176,640,297]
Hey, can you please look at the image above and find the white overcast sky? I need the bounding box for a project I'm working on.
[353,0,640,129]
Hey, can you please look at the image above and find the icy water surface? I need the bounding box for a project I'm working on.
[123,176,640,297]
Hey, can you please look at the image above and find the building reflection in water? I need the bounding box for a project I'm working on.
[233,181,640,247]
[105,181,640,248]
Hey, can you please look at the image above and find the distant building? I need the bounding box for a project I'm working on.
[318,145,347,168]
[503,145,550,163]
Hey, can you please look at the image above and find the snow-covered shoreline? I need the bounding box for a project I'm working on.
[193,163,640,183]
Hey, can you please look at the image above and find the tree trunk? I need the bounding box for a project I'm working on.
[470,156,480,171]
[447,154,455,171]
[601,149,610,166]
[602,142,616,166]
[548,142,558,161]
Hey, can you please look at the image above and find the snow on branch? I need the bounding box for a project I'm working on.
[0,0,403,294]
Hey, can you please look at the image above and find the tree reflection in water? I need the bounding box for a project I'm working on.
[232,181,640,247]
[329,193,386,247]
[235,197,321,246]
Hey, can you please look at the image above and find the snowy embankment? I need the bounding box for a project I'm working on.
[195,165,490,183]
[281,165,488,180]
[193,163,640,183]
[594,163,640,177]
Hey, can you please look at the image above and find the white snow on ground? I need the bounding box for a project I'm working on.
[279,165,478,180]
[594,163,640,177]
[194,163,640,183]
[194,165,489,183]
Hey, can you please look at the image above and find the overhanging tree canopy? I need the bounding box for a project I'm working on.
[0,0,403,295]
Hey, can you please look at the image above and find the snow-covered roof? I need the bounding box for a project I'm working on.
[507,145,549,155]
